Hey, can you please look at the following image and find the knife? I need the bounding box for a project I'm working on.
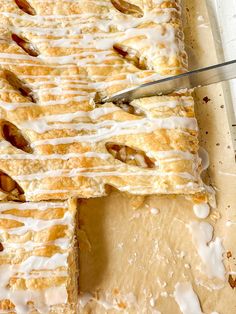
[103,59,236,103]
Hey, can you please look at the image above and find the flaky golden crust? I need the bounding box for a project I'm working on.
[0,199,78,314]
[0,0,186,89]
[0,89,204,200]
[0,0,204,202]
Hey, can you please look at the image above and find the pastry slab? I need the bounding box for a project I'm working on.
[0,1,203,201]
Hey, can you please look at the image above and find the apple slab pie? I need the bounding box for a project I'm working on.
[0,0,209,313]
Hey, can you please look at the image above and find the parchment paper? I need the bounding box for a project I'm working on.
[78,1,236,313]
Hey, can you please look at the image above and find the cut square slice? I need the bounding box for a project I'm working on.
[0,199,78,314]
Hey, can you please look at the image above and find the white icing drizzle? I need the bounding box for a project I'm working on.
[226,220,236,226]
[79,292,93,308]
[0,211,73,231]
[198,147,209,171]
[0,201,74,313]
[188,222,225,280]
[174,282,203,314]
[45,286,68,306]
[193,203,210,219]
[0,201,65,210]
[13,169,195,181]
[23,116,197,147]
[20,115,197,134]
[150,207,159,215]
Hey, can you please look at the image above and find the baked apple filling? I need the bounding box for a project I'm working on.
[12,34,39,57]
[5,70,36,103]
[113,44,147,70]
[1,120,32,153]
[106,142,155,168]
[0,171,25,200]
[111,0,144,17]
[14,0,36,15]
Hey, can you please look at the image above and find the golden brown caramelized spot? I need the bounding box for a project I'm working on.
[106,142,155,168]
[112,288,120,295]
[5,70,36,103]
[1,121,32,153]
[160,1,179,10]
[0,218,24,229]
[113,44,147,70]
[0,299,15,310]
[118,301,127,309]
[227,251,232,259]
[228,275,236,289]
[0,171,25,199]
[12,34,39,57]
[14,0,36,15]
[0,242,4,252]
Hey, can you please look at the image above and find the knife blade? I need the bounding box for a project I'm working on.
[103,59,236,103]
